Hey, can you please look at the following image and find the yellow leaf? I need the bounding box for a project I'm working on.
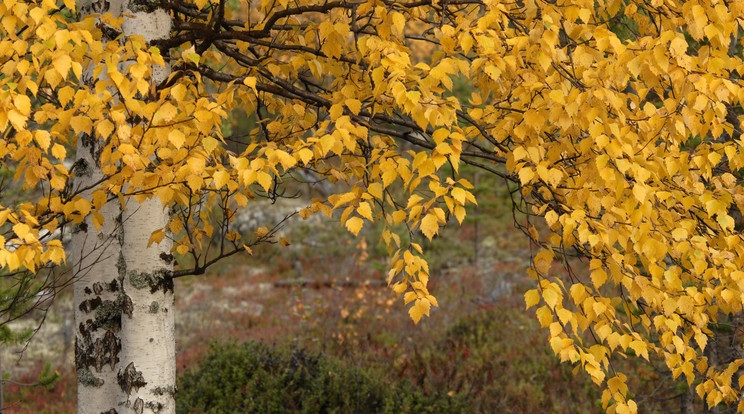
[34,130,51,151]
[92,189,107,210]
[409,302,425,324]
[174,244,188,256]
[275,150,296,170]
[556,308,572,325]
[420,213,439,240]
[7,110,27,129]
[243,76,257,93]
[518,168,534,185]
[391,12,406,37]
[332,192,357,209]
[392,282,407,294]
[279,237,290,246]
[213,170,230,188]
[669,37,687,57]
[385,210,403,224]
[632,184,647,203]
[53,54,72,77]
[298,148,314,165]
[525,289,540,309]
[75,198,91,216]
[70,116,92,135]
[169,130,186,148]
[536,306,553,327]
[357,202,373,220]
[368,182,383,199]
[629,340,648,360]
[451,187,468,205]
[13,95,30,115]
[254,226,269,238]
[591,268,607,288]
[345,216,364,236]
[453,205,465,224]
[534,249,554,274]
[545,210,559,228]
[257,172,273,192]
[543,288,559,308]
[148,230,166,247]
[329,104,344,121]
[13,223,30,240]
[242,244,253,256]
[345,99,362,115]
[203,136,219,154]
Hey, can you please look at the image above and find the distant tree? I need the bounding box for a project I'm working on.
[1,0,744,412]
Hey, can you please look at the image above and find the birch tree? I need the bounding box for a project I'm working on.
[2,0,744,413]
[71,1,177,412]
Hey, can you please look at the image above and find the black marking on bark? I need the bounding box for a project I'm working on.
[93,330,119,371]
[120,293,134,318]
[77,367,103,387]
[78,296,103,313]
[93,282,104,295]
[159,252,173,264]
[93,336,106,371]
[79,133,104,166]
[105,330,118,370]
[145,400,164,412]
[117,252,127,280]
[150,385,175,396]
[72,222,88,234]
[84,286,92,295]
[94,299,122,331]
[76,322,121,372]
[118,362,147,395]
[81,0,111,15]
[100,409,117,414]
[73,157,93,177]
[108,279,119,292]
[115,211,125,246]
[129,269,174,293]
[133,398,144,414]
[127,0,163,13]
[99,24,122,41]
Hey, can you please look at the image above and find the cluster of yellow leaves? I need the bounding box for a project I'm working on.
[7,0,744,411]
[212,0,744,411]
[0,0,99,271]
[506,1,744,412]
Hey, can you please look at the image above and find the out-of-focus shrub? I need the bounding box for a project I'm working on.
[177,341,468,413]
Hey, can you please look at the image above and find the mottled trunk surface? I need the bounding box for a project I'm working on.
[73,1,173,413]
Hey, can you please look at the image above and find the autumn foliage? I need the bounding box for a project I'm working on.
[2,0,744,411]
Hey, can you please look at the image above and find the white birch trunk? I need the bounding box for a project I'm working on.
[72,143,125,413]
[74,1,174,413]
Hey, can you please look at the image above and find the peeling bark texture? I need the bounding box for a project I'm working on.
[74,0,173,413]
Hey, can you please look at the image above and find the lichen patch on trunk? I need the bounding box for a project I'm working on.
[128,269,174,293]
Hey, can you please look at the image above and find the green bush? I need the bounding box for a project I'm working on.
[177,341,468,414]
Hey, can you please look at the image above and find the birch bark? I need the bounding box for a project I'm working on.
[73,1,174,412]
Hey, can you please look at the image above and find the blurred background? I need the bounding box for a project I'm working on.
[0,156,697,413]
